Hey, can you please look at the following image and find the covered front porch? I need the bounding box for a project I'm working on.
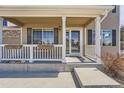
[0,6,114,63]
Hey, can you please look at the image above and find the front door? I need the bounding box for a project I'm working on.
[66,28,82,56]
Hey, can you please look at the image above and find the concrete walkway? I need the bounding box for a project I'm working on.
[74,68,121,88]
[0,72,76,88]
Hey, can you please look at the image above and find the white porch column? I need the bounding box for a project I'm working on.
[62,16,66,63]
[0,17,3,61]
[95,16,101,64]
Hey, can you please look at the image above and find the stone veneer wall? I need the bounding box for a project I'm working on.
[2,30,21,44]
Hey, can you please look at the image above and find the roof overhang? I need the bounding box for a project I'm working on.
[0,5,114,27]
[0,5,114,17]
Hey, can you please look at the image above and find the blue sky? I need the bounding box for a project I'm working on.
[120,5,124,26]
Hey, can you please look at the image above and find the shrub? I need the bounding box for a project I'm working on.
[101,52,124,78]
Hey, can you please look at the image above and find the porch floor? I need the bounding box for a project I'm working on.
[65,56,95,63]
[32,56,95,64]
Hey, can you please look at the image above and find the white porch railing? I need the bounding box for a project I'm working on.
[0,44,63,61]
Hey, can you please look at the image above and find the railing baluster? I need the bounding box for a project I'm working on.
[15,49,17,59]
[9,49,11,59]
[44,49,46,59]
[12,49,13,59]
[5,47,7,59]
[2,47,4,58]
[35,47,36,59]
[54,47,56,59]
[24,47,27,59]
[50,49,51,59]
[20,48,22,59]
[46,49,49,59]
[42,49,43,59]
[26,46,29,59]
[36,47,38,59]
[57,47,58,59]
[52,47,53,59]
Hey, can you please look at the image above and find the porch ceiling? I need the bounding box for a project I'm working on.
[3,17,95,27]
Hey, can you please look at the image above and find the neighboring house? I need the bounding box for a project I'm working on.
[0,5,120,63]
[120,25,124,51]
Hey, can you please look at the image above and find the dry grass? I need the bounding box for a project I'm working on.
[101,52,124,78]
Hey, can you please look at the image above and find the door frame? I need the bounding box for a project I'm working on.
[66,27,83,57]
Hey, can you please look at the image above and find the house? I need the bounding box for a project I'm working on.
[0,5,120,63]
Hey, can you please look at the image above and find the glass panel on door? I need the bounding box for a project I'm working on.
[66,30,80,55]
[71,31,80,53]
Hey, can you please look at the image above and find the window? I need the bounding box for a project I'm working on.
[33,29,42,44]
[87,29,95,45]
[102,30,112,46]
[32,28,55,44]
[27,28,32,44]
[102,29,116,46]
[42,31,54,44]
[112,5,116,13]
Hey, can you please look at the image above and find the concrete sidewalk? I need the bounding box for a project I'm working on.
[0,72,76,88]
[74,68,121,88]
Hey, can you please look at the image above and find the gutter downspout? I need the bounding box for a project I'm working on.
[100,9,110,23]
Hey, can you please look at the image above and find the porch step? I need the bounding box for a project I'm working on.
[74,68,121,88]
